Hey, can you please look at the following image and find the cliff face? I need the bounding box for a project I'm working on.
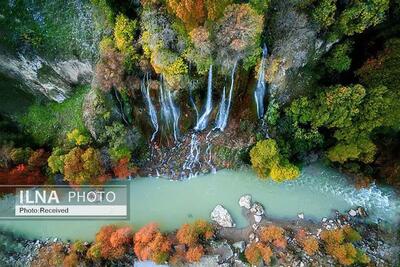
[265,1,334,104]
[0,0,101,102]
[0,50,93,102]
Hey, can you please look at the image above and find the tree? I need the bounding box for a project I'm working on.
[312,0,337,28]
[185,245,204,262]
[87,225,132,260]
[63,147,109,186]
[250,139,300,182]
[67,129,89,146]
[324,41,353,73]
[176,220,214,246]
[134,223,171,264]
[320,227,369,266]
[215,4,263,69]
[259,225,287,249]
[244,243,273,265]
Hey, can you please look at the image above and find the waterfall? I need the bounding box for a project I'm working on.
[254,45,268,119]
[141,74,159,141]
[189,83,199,126]
[167,89,180,142]
[215,61,238,131]
[183,133,201,177]
[195,65,213,131]
[159,77,180,142]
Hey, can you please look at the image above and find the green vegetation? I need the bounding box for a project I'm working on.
[324,41,353,73]
[284,84,398,164]
[19,86,89,146]
[250,139,300,182]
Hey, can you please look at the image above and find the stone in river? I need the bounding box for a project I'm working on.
[348,209,357,217]
[254,214,262,223]
[211,205,235,227]
[298,213,304,219]
[250,202,265,216]
[357,206,368,217]
[239,195,252,209]
[232,241,246,253]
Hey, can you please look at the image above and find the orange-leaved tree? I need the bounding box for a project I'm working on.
[134,223,171,264]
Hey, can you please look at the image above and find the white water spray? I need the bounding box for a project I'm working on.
[195,65,213,131]
[141,74,159,141]
[254,45,268,119]
[159,77,180,142]
[215,61,238,131]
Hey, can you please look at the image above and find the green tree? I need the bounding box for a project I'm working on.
[250,139,300,182]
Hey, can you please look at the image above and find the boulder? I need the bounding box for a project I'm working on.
[232,241,246,253]
[250,202,265,216]
[254,215,262,223]
[357,207,368,217]
[298,213,304,220]
[348,209,357,217]
[209,241,234,262]
[239,195,252,209]
[211,205,235,228]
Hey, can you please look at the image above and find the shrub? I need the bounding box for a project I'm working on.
[259,225,287,249]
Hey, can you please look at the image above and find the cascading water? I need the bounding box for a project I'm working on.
[182,133,201,177]
[189,83,199,126]
[254,45,268,119]
[159,77,180,142]
[141,74,159,141]
[195,65,213,131]
[215,61,238,131]
[167,89,180,142]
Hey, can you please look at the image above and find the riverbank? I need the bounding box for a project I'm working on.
[2,194,398,266]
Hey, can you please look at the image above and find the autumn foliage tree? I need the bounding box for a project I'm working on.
[174,220,214,263]
[134,223,171,264]
[63,147,110,186]
[259,225,287,249]
[320,227,369,265]
[166,0,232,29]
[87,225,132,261]
[244,242,273,266]
[295,229,319,256]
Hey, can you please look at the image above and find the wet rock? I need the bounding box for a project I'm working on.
[249,233,256,242]
[233,259,248,267]
[254,214,262,223]
[298,213,304,220]
[357,207,368,217]
[250,202,264,216]
[232,241,246,253]
[186,255,227,267]
[322,217,327,223]
[211,205,235,228]
[209,241,233,262]
[239,195,252,209]
[348,209,357,217]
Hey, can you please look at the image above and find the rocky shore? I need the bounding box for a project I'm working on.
[2,194,398,267]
